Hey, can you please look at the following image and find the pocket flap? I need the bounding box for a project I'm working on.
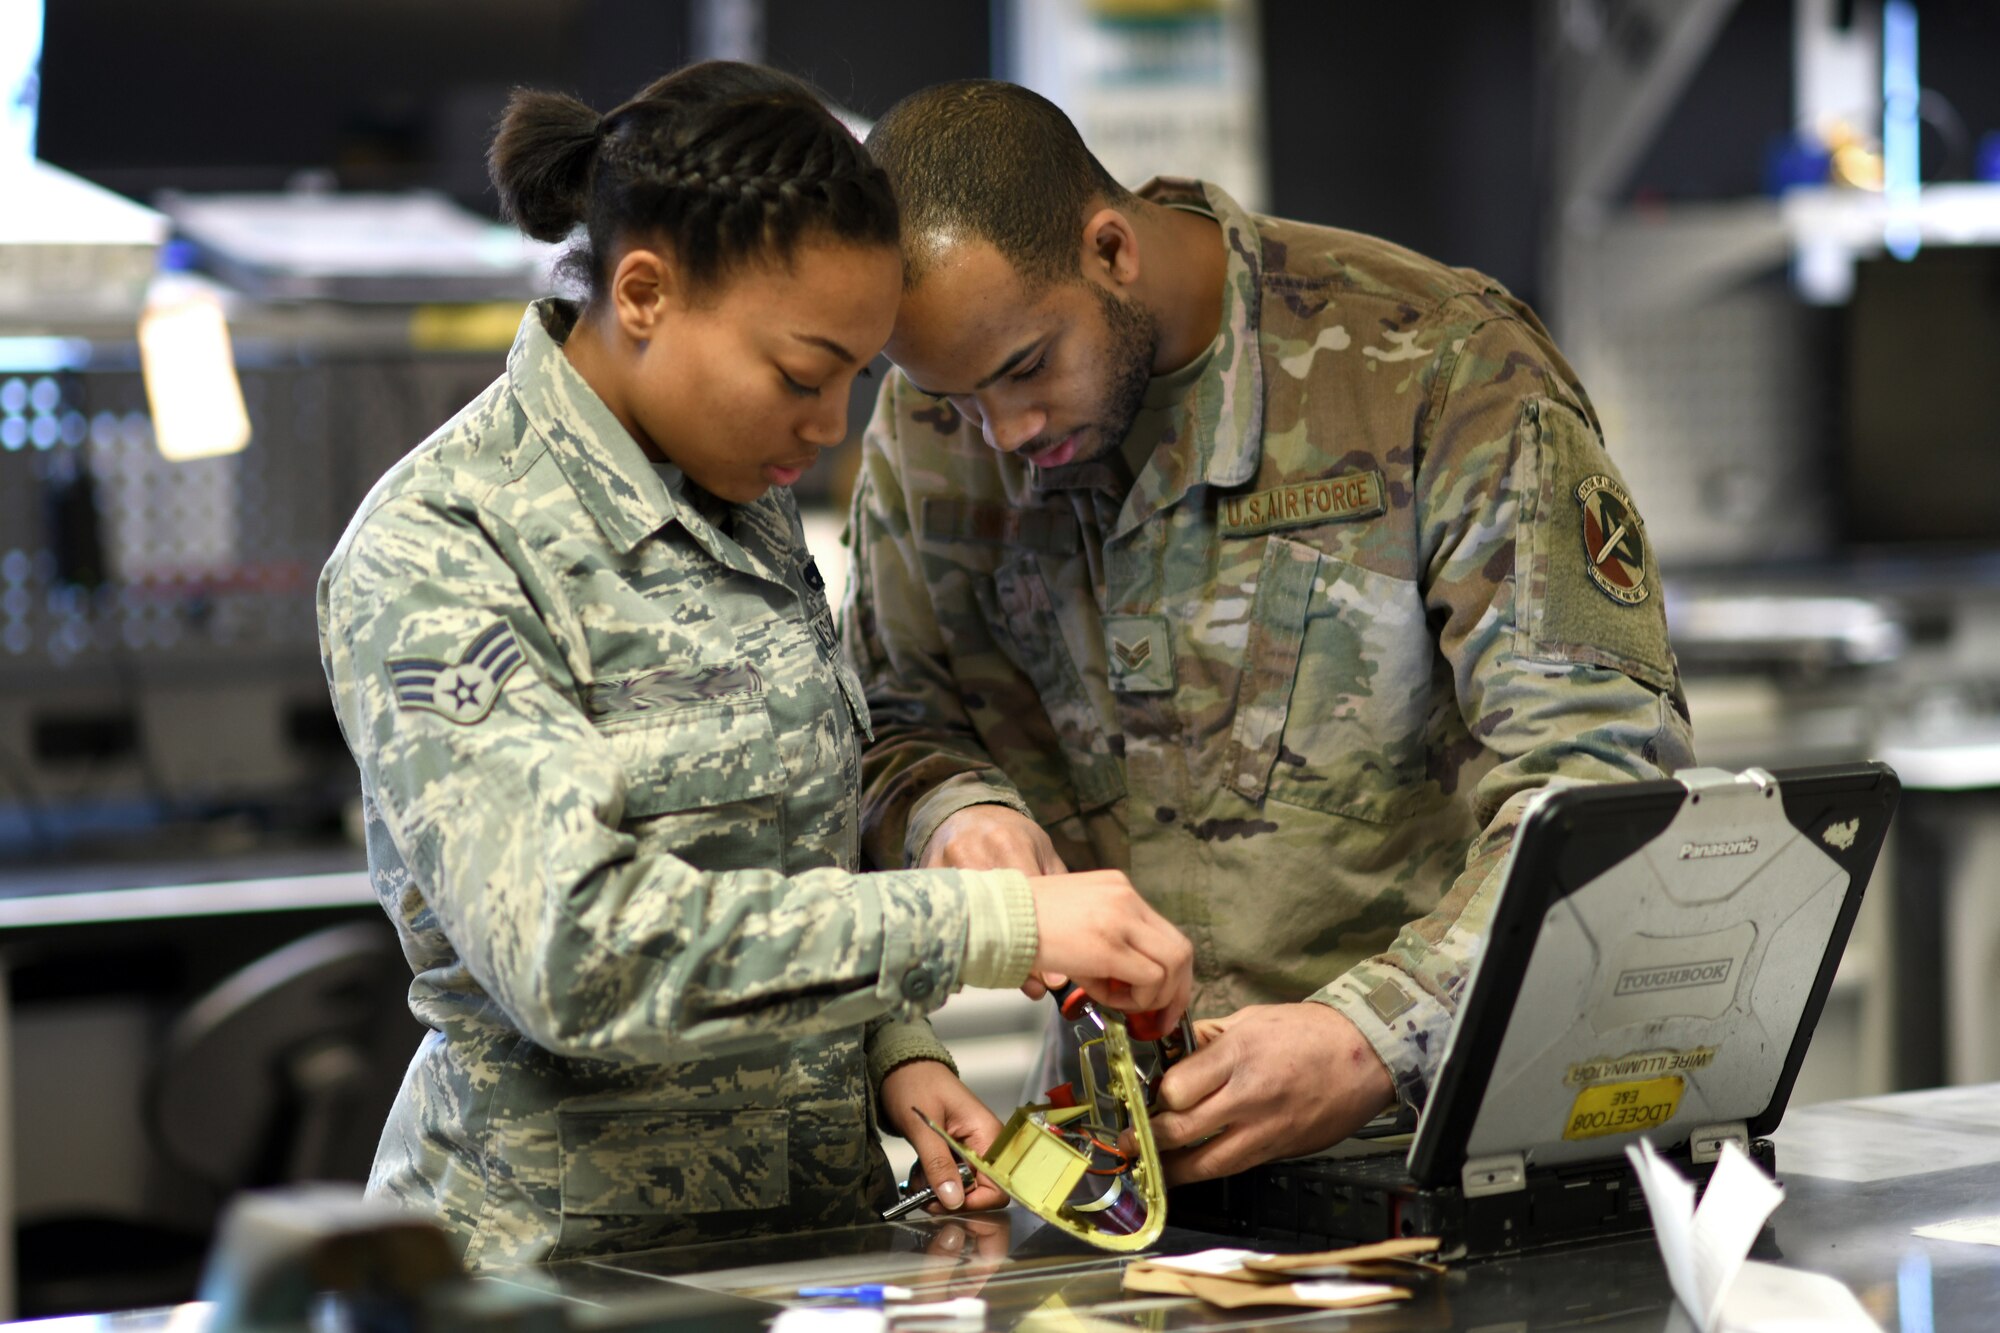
[601,699,787,818]
[1225,536,1321,801]
[833,660,874,742]
[559,1106,788,1216]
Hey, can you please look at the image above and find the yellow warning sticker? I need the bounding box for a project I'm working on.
[1563,1076,1684,1141]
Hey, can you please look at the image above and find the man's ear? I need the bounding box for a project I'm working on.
[609,247,678,340]
[1081,207,1141,290]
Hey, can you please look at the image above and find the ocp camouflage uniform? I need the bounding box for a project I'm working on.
[318,300,1033,1269]
[842,179,1694,1111]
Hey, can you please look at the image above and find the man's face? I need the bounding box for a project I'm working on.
[885,238,1157,470]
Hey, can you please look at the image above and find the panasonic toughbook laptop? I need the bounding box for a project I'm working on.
[1170,762,1901,1261]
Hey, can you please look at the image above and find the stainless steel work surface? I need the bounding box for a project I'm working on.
[10,1084,1999,1330]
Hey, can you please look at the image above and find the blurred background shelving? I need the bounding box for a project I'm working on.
[5,0,2000,1316]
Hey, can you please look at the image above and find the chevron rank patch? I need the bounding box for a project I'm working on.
[1576,474,1649,606]
[1104,614,1174,694]
[387,621,526,724]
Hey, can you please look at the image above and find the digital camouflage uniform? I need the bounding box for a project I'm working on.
[842,179,1694,1111]
[318,300,1031,1269]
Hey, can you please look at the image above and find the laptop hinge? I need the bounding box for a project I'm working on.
[1689,1121,1750,1164]
[1461,1152,1527,1198]
[1673,766,1778,802]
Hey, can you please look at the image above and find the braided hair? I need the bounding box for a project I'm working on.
[488,61,898,303]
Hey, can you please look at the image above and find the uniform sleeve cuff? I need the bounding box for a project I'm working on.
[956,869,1038,990]
[865,1017,958,1093]
[904,776,1035,869]
[1310,963,1455,1113]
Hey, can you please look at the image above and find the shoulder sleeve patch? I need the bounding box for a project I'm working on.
[386,620,526,725]
[1576,473,1649,605]
[1515,399,1676,692]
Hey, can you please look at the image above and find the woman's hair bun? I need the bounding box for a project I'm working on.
[488,88,605,243]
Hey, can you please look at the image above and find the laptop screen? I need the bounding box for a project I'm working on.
[1407,764,1899,1187]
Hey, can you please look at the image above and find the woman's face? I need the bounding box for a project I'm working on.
[622,237,902,503]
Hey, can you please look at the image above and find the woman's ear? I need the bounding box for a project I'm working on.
[609,247,678,341]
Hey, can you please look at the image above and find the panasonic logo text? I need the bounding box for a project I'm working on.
[1679,837,1757,860]
[1613,959,1734,996]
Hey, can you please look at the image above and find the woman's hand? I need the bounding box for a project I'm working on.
[1026,870,1194,1032]
[879,1060,1009,1212]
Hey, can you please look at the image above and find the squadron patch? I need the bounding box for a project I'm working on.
[1575,475,1649,606]
[387,621,525,725]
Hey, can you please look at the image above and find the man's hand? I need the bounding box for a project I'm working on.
[878,1060,1009,1212]
[1026,870,1192,1027]
[921,804,1066,875]
[1147,1002,1395,1185]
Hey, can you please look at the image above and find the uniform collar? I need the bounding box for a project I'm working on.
[512,301,802,585]
[1034,179,1265,535]
[508,299,685,556]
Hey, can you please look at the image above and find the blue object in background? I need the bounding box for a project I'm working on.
[157,238,201,274]
[1765,133,1833,195]
[1882,0,1921,261]
[2,0,44,164]
[796,1284,912,1304]
[1977,131,2000,184]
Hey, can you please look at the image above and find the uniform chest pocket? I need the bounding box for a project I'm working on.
[1228,542,1433,824]
[974,554,1125,812]
[598,696,788,820]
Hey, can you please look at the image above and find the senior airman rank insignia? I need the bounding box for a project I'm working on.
[1575,474,1649,606]
[387,621,525,724]
[1104,615,1174,693]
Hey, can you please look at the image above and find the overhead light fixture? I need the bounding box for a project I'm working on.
[138,290,251,461]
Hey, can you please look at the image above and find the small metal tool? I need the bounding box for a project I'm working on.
[881,1161,978,1221]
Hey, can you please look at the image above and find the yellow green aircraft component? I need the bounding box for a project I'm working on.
[926,1015,1166,1251]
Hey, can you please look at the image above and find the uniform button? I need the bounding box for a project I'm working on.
[901,966,935,1001]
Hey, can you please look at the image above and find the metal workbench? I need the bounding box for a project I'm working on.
[13,1082,2000,1330]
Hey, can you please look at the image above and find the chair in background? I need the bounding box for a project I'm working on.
[16,919,419,1316]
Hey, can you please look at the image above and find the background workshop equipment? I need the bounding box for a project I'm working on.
[2,0,1999,1321]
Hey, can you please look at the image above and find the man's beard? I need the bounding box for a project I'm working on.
[1072,283,1157,465]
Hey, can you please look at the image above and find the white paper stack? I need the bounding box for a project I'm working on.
[1626,1138,1883,1333]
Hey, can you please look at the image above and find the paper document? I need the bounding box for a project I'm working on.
[1913,1214,2000,1247]
[1626,1138,1880,1333]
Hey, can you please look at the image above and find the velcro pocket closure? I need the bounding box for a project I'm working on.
[1225,536,1321,801]
[599,698,787,819]
[558,1107,788,1216]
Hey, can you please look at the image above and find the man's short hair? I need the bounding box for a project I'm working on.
[865,80,1133,292]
